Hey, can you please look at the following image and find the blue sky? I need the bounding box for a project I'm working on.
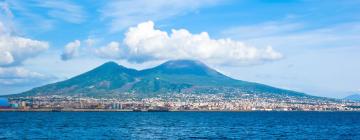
[0,0,359,98]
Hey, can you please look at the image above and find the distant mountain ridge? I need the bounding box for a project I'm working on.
[344,94,360,101]
[11,60,309,98]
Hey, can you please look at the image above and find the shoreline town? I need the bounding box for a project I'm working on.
[1,94,359,112]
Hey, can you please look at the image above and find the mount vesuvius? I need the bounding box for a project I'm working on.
[11,60,310,98]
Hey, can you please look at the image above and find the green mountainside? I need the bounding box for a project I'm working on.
[344,94,360,101]
[12,60,308,98]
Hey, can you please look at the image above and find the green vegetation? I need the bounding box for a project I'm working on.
[14,60,308,98]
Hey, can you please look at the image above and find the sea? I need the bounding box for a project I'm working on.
[0,112,359,139]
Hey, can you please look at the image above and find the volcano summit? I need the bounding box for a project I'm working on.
[14,60,308,98]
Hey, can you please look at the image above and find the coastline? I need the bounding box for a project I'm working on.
[1,109,359,112]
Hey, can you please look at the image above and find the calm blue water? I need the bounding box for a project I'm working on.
[0,112,359,139]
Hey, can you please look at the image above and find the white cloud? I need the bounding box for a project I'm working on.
[61,40,81,61]
[0,67,53,85]
[84,38,96,47]
[36,0,87,24]
[0,51,14,65]
[0,2,17,34]
[101,0,221,32]
[120,21,282,65]
[0,0,86,35]
[0,1,13,24]
[95,41,121,59]
[0,2,13,18]
[0,22,6,33]
[0,25,49,66]
[223,21,360,50]
[0,67,43,79]
[222,21,303,40]
[7,0,86,24]
[0,18,51,91]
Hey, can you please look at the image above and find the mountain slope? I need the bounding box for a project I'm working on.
[344,94,360,101]
[17,62,139,97]
[13,60,308,98]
